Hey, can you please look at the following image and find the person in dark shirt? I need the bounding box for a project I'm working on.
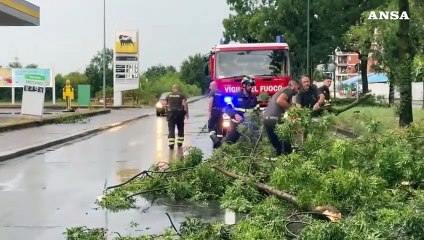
[165,84,189,150]
[208,81,225,148]
[224,76,259,144]
[263,80,300,156]
[318,78,332,101]
[295,75,325,111]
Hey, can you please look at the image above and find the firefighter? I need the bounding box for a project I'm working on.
[295,75,325,111]
[165,84,189,150]
[318,78,332,102]
[208,80,225,148]
[263,80,300,156]
[295,75,326,138]
[224,76,259,144]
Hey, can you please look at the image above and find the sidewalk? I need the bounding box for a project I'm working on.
[0,109,111,132]
[0,95,206,162]
[0,109,152,161]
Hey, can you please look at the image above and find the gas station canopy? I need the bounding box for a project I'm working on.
[0,0,39,26]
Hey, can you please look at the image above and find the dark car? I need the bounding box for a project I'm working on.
[156,92,171,116]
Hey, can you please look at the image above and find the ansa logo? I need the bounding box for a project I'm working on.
[368,11,410,20]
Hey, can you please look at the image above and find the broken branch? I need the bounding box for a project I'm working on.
[212,165,341,222]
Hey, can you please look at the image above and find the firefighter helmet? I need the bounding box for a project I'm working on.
[241,76,255,86]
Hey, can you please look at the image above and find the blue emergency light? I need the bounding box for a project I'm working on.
[276,35,286,43]
[220,37,229,44]
[224,96,233,104]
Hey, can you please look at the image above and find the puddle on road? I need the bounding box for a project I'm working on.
[91,197,225,237]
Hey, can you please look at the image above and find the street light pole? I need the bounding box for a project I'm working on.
[306,0,310,76]
[102,0,106,108]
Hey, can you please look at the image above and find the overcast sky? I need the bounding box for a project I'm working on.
[0,0,230,74]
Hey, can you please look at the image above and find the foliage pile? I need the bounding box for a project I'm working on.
[69,108,423,239]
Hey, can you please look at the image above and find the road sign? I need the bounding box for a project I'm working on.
[21,73,48,120]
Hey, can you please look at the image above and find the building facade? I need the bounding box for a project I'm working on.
[334,47,377,83]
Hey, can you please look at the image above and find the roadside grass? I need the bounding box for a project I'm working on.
[335,106,424,134]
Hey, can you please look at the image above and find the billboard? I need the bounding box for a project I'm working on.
[13,68,53,87]
[115,31,138,54]
[0,68,13,87]
[0,68,52,87]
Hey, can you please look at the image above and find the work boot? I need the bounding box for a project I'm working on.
[169,144,174,150]
[210,133,221,148]
[177,143,183,148]
[214,139,222,149]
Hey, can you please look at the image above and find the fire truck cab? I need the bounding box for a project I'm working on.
[206,35,292,107]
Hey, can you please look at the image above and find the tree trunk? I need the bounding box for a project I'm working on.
[324,94,372,115]
[360,56,369,95]
[397,0,413,126]
[389,72,395,106]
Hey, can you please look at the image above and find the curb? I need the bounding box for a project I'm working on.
[334,127,360,139]
[0,109,111,133]
[0,114,150,162]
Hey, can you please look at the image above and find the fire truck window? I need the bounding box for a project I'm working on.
[216,50,289,78]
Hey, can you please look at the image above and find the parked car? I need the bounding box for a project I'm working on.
[156,92,171,116]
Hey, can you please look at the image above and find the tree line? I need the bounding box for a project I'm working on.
[0,50,208,105]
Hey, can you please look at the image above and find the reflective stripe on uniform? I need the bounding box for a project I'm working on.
[168,138,175,144]
[176,136,184,144]
[234,104,260,113]
[264,116,279,120]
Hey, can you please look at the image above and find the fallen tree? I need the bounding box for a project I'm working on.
[67,108,424,240]
[314,93,372,116]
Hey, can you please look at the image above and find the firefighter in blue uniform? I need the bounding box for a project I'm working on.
[208,80,226,148]
[165,84,189,150]
[223,76,259,144]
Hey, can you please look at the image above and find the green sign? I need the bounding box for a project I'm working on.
[78,85,91,106]
[25,73,46,80]
[24,73,47,86]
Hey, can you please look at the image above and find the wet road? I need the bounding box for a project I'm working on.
[0,98,221,240]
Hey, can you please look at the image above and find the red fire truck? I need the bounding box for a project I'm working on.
[206,35,292,107]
